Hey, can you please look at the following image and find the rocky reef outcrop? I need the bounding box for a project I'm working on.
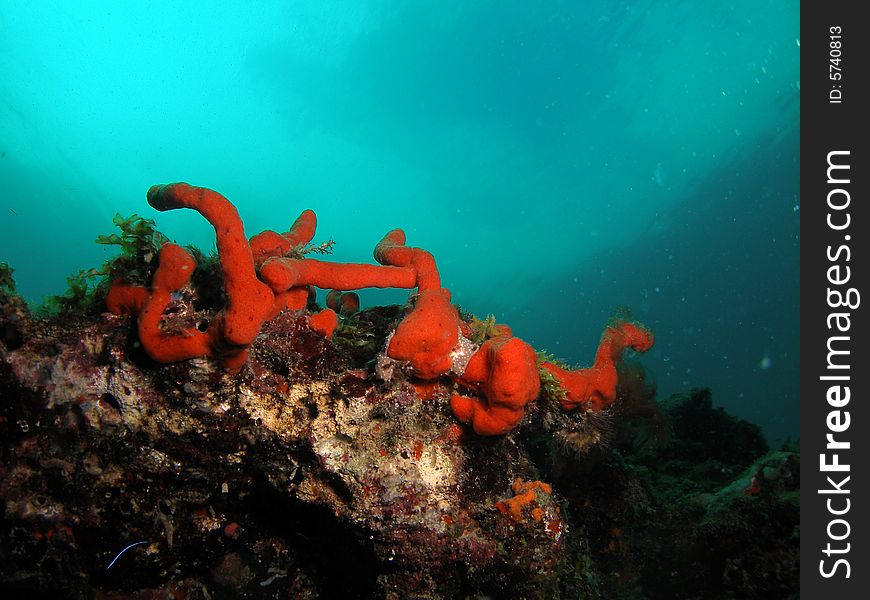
[0,286,798,598]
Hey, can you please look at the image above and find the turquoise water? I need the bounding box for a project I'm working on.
[0,1,799,442]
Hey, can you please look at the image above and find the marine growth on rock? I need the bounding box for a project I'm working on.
[108,182,654,436]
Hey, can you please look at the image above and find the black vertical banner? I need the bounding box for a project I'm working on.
[801,1,869,596]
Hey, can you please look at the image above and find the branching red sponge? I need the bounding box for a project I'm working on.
[105,280,149,316]
[374,229,460,379]
[108,183,451,374]
[108,184,279,372]
[389,289,460,380]
[259,258,416,292]
[450,336,541,435]
[375,229,440,291]
[250,210,319,316]
[136,243,211,363]
[103,182,654,437]
[147,183,276,360]
[308,308,339,339]
[540,321,654,411]
[249,209,317,267]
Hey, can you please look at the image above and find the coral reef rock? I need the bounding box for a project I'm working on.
[1,292,797,598]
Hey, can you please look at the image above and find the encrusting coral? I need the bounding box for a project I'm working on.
[495,478,556,523]
[108,182,653,435]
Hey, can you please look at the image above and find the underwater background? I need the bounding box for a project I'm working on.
[0,1,799,443]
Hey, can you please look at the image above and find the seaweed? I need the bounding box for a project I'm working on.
[95,212,168,283]
[467,314,501,344]
[37,213,170,317]
[0,262,15,296]
[36,269,104,317]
